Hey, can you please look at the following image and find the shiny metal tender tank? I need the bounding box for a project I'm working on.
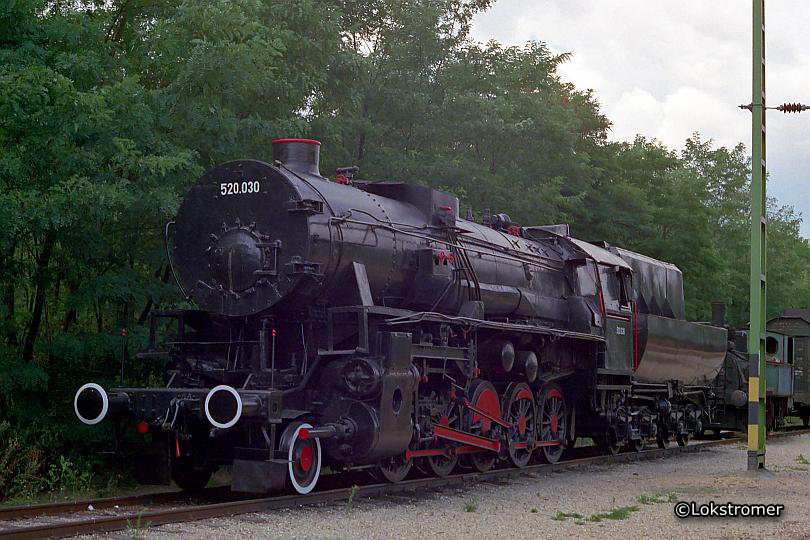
[614,247,728,385]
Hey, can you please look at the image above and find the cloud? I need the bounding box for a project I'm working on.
[472,0,810,235]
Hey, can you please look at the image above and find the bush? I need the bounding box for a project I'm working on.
[0,422,46,500]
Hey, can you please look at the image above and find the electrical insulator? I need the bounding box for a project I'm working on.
[776,102,810,114]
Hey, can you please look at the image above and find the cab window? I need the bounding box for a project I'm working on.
[576,261,598,296]
[598,265,620,311]
[618,270,631,308]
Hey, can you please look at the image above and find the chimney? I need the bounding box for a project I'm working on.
[711,302,726,327]
[272,138,321,176]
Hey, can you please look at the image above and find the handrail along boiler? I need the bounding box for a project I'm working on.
[74,139,728,493]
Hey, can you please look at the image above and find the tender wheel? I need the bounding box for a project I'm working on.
[280,422,321,494]
[629,438,643,452]
[375,453,412,483]
[464,379,501,472]
[596,430,621,456]
[502,383,536,468]
[655,424,670,449]
[676,432,689,447]
[536,383,567,463]
[171,457,213,491]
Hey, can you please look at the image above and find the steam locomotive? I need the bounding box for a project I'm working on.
[74,138,730,494]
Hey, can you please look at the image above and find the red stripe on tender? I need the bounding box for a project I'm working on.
[632,300,639,370]
[606,314,630,322]
[271,138,321,145]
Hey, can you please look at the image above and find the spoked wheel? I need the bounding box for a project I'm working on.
[463,379,501,472]
[676,432,689,447]
[425,449,458,477]
[502,383,536,468]
[656,425,671,449]
[536,383,567,463]
[629,438,644,452]
[171,437,214,491]
[280,422,322,494]
[423,395,461,477]
[375,453,412,483]
[171,458,213,491]
[596,427,621,456]
[686,404,703,438]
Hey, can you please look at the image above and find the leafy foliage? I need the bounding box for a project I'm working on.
[2,0,810,500]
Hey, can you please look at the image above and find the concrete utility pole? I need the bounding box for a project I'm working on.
[741,0,808,471]
[746,0,767,472]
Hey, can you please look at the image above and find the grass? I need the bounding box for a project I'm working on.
[552,506,639,523]
[530,508,538,513]
[126,513,151,540]
[573,437,595,448]
[797,454,810,465]
[464,497,479,513]
[586,505,640,522]
[636,491,678,505]
[346,484,359,514]
[552,511,583,521]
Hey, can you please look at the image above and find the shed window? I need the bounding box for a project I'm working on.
[766,336,779,357]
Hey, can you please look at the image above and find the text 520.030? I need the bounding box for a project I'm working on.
[220,181,260,196]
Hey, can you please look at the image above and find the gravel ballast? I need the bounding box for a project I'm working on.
[105,433,810,539]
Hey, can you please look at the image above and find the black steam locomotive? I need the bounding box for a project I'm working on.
[74,139,729,494]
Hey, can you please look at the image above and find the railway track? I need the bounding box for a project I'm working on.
[2,430,808,539]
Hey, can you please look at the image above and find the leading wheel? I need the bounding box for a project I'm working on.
[280,422,321,494]
[536,383,567,463]
[503,383,535,468]
[171,458,213,491]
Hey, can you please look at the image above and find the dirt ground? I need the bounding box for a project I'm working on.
[113,433,810,539]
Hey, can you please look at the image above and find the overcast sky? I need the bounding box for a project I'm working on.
[471,1,810,236]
